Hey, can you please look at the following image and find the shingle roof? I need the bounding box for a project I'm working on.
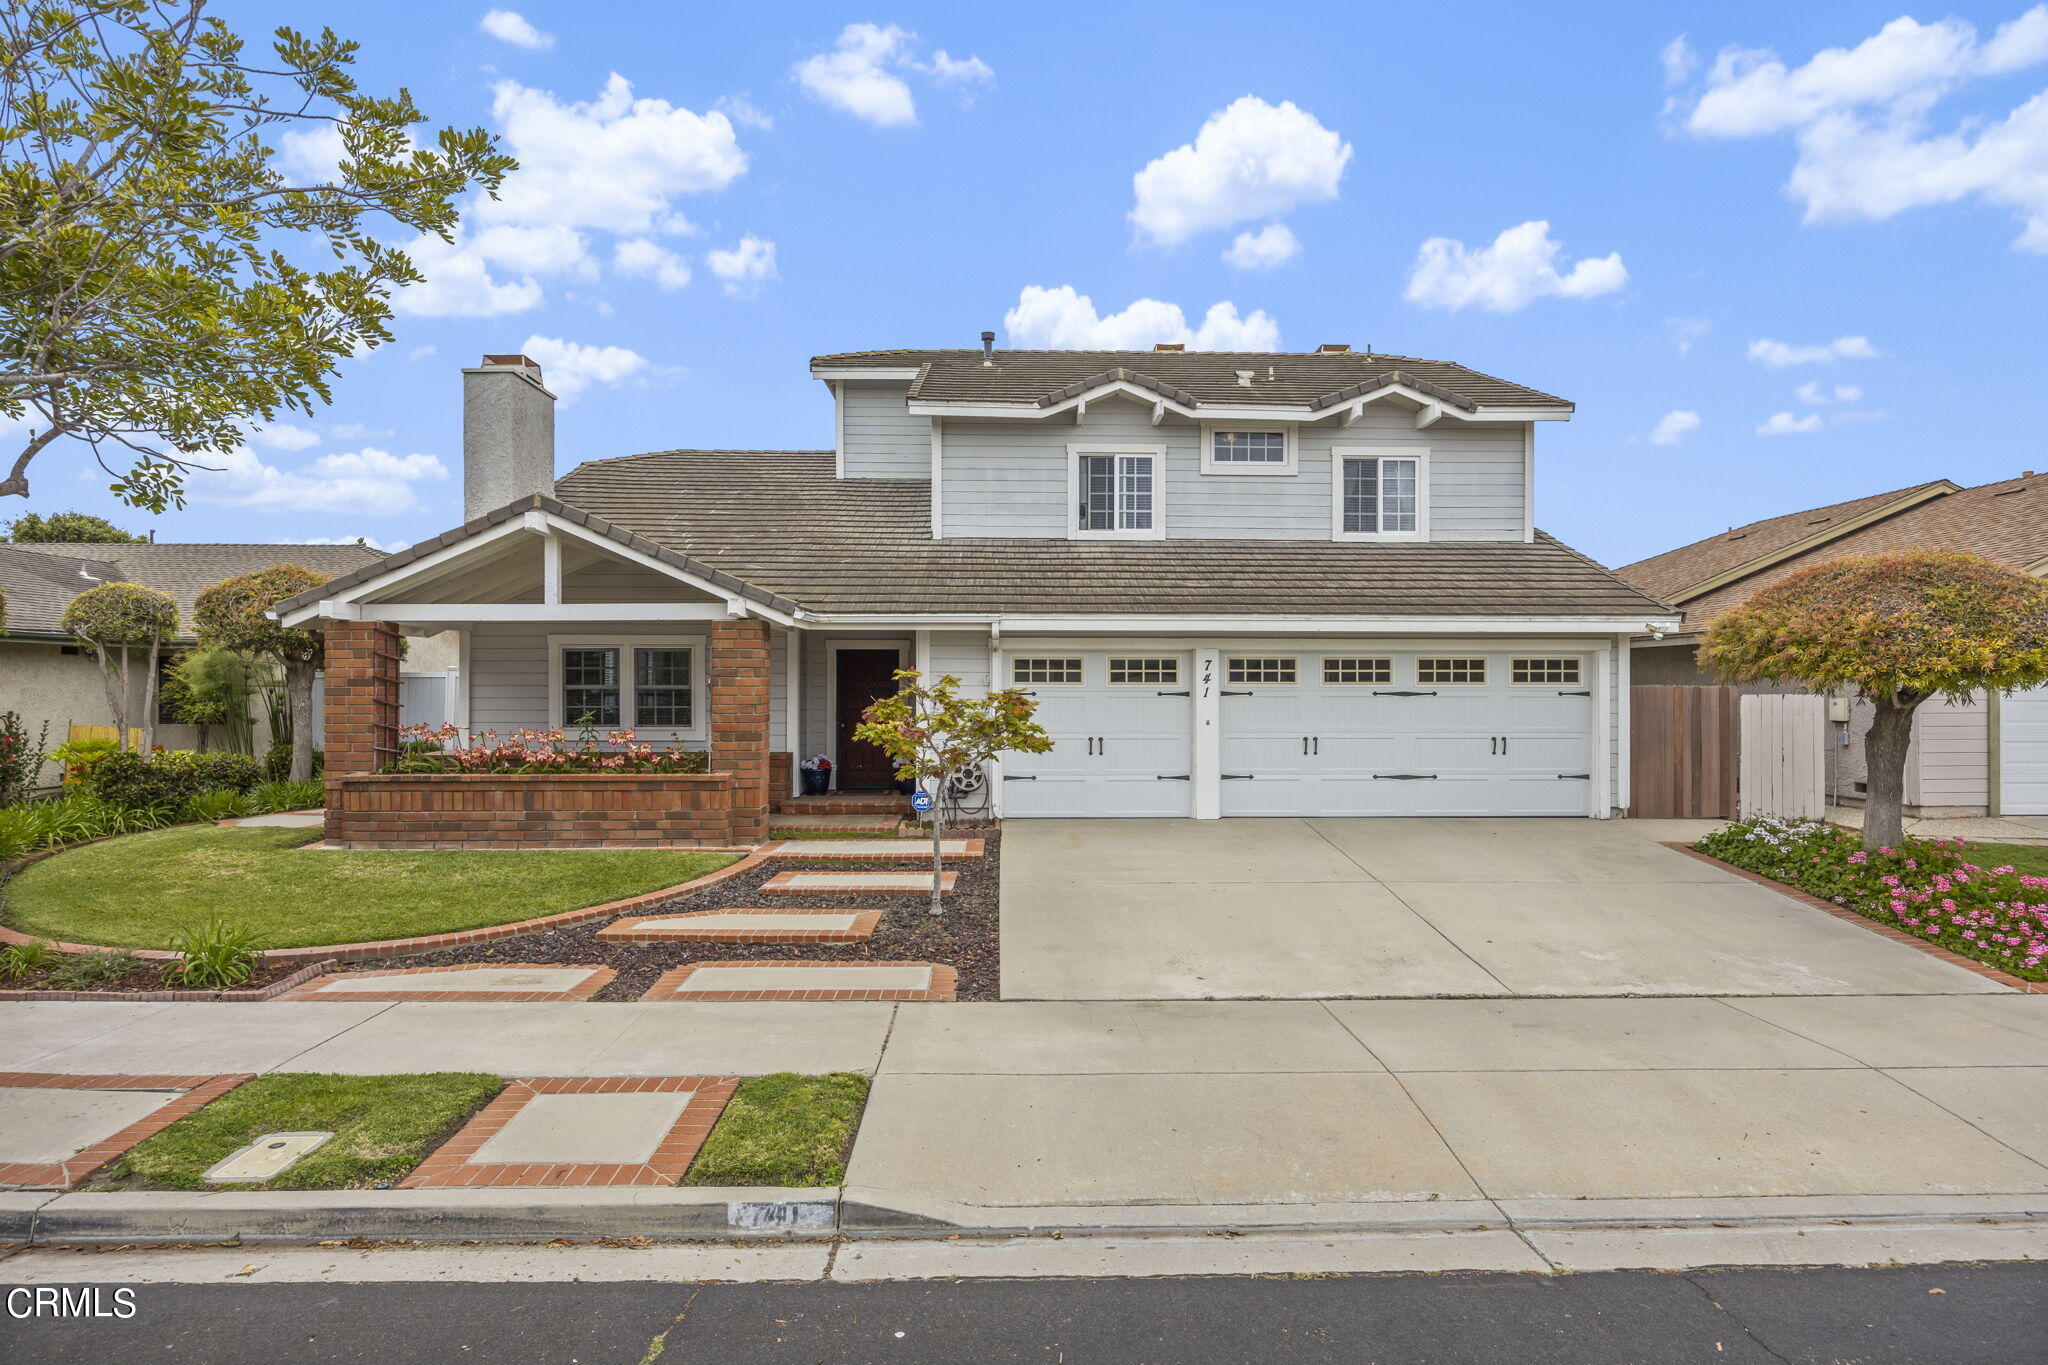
[812,348,1571,412]
[0,541,383,640]
[1617,474,2048,634]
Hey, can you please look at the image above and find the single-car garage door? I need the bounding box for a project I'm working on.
[2000,685,2048,814]
[999,651,1194,818]
[1219,650,1595,817]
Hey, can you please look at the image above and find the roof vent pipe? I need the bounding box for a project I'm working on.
[979,330,995,366]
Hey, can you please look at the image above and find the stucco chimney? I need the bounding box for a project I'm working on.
[463,354,555,520]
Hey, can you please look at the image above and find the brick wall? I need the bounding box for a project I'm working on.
[711,617,772,844]
[325,772,748,848]
[324,621,402,777]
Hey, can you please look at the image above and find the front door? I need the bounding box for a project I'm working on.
[834,649,903,788]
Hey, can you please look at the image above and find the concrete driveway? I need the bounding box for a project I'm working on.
[998,819,2009,1000]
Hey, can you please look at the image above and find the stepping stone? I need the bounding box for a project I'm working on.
[641,960,959,1002]
[759,870,956,896]
[766,839,983,862]
[598,908,881,944]
[284,964,615,1002]
[402,1077,738,1189]
[0,1074,245,1191]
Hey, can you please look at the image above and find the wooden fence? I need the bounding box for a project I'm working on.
[1629,686,1739,819]
[1738,693,1829,820]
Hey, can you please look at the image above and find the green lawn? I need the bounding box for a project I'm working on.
[1,825,738,949]
[1966,842,2048,878]
[684,1072,870,1187]
[110,1073,505,1190]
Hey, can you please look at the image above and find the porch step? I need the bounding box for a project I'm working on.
[759,869,956,896]
[597,908,880,944]
[770,794,911,816]
[764,839,982,862]
[640,960,958,1001]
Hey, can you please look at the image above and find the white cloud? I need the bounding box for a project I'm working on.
[483,75,747,234]
[793,24,991,126]
[1222,224,1301,270]
[329,422,395,439]
[275,124,345,182]
[468,224,594,277]
[1404,220,1627,311]
[614,237,692,290]
[1757,411,1824,436]
[392,234,545,317]
[1003,285,1280,351]
[250,422,319,452]
[1649,410,1702,446]
[1795,380,1864,404]
[705,235,777,296]
[479,9,554,50]
[714,93,773,131]
[518,335,649,403]
[1667,315,1711,355]
[1661,35,1699,88]
[191,447,448,515]
[407,346,437,361]
[1747,335,1876,367]
[1672,8,2048,250]
[1130,97,1351,246]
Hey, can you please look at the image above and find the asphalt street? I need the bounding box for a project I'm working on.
[5,1261,2046,1363]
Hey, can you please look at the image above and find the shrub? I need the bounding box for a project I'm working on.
[0,792,181,861]
[251,778,324,813]
[264,740,322,782]
[46,736,123,785]
[84,750,263,810]
[46,949,145,989]
[0,711,51,805]
[1698,817,2048,980]
[184,788,258,822]
[0,940,62,981]
[161,920,260,990]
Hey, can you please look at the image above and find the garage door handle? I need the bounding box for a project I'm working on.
[1372,690,1438,697]
[1156,774,1191,781]
[1002,775,1038,781]
[1557,773,1592,780]
[1221,773,1256,780]
[1372,773,1438,781]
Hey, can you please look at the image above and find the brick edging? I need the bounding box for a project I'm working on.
[0,850,774,969]
[641,959,959,1002]
[280,963,620,1002]
[1667,843,2048,994]
[0,1072,255,1190]
[0,957,339,1004]
[400,1076,739,1189]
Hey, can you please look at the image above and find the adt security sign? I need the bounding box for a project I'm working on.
[910,791,934,813]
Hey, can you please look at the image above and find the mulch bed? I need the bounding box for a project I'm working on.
[373,830,1002,1001]
[0,954,315,998]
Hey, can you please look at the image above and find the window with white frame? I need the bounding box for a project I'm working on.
[1072,448,1161,536]
[1323,656,1393,685]
[1108,657,1179,685]
[1227,657,1298,684]
[1416,656,1486,685]
[1013,657,1084,685]
[1511,657,1582,685]
[1202,425,1294,474]
[1334,450,1426,539]
[552,639,702,734]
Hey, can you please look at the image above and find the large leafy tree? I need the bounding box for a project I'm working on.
[0,1,513,508]
[60,579,177,752]
[1704,551,2048,850]
[192,565,327,781]
[854,671,1052,914]
[4,508,141,541]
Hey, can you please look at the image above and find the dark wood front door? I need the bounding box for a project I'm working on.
[834,649,902,788]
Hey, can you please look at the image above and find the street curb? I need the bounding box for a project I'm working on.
[24,1187,839,1245]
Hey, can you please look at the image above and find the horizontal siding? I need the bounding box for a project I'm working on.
[938,393,1527,541]
[467,624,712,735]
[840,381,929,480]
[1908,692,1989,809]
[930,631,990,696]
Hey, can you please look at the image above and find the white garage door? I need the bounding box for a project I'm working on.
[2000,685,2048,814]
[1219,650,1595,817]
[999,651,1193,818]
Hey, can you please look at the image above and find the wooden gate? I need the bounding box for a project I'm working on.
[1738,693,1829,820]
[1630,685,1739,819]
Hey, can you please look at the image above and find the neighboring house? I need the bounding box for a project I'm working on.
[1616,473,2048,817]
[0,540,454,783]
[279,344,1676,844]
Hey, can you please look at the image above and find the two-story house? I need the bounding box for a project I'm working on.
[279,343,1676,847]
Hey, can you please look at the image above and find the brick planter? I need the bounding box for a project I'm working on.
[324,771,753,848]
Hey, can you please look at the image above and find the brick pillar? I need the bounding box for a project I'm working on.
[323,621,402,777]
[710,616,772,844]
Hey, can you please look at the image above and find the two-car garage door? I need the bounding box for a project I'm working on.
[998,648,1598,819]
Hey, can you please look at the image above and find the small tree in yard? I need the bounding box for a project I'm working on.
[854,670,1053,915]
[61,581,178,753]
[1704,551,2048,851]
[192,565,329,782]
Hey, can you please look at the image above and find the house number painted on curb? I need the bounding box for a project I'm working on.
[729,1200,835,1230]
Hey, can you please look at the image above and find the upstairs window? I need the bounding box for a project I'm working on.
[1334,450,1426,540]
[1203,425,1295,474]
[1072,447,1163,538]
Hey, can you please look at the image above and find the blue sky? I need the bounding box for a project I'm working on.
[16,1,2048,568]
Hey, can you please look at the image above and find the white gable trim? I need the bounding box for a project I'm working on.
[904,379,1569,425]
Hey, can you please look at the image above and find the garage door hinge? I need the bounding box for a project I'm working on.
[1220,773,1256,780]
[1557,689,1592,696]
[1372,773,1439,781]
[1557,773,1592,780]
[1372,690,1438,697]
[1002,774,1038,781]
[1156,774,1191,781]
[1155,690,1191,697]
[1221,689,1254,696]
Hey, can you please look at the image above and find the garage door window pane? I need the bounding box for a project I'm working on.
[1013,657,1084,685]
[1323,657,1393,684]
[562,648,621,726]
[1511,657,1581,685]
[1108,657,1179,685]
[1227,657,1297,684]
[1416,657,1485,685]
